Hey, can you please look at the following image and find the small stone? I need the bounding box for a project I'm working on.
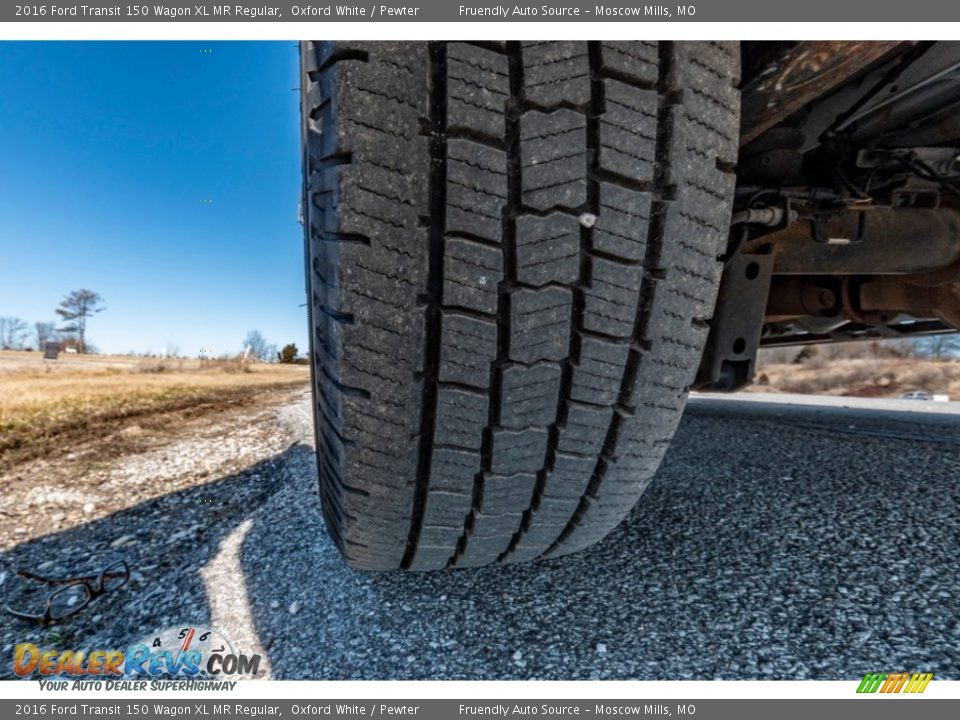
[14,528,27,536]
[289,601,301,615]
[596,643,607,654]
[439,595,447,601]
[118,425,145,438]
[110,534,136,549]
[269,600,280,610]
[579,212,597,228]
[512,650,523,661]
[83,502,95,514]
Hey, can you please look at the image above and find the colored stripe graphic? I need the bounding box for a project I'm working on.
[857,673,884,693]
[904,673,933,693]
[880,673,907,693]
[857,672,932,694]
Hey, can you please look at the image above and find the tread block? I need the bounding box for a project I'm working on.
[672,43,740,130]
[483,473,538,508]
[583,256,644,338]
[318,44,429,169]
[504,524,569,563]
[598,79,657,183]
[515,213,580,287]
[428,447,479,494]
[418,524,467,547]
[443,237,503,314]
[594,182,651,261]
[472,512,524,537]
[570,336,629,405]
[434,387,489,449]
[607,449,664,478]
[520,109,587,210]
[407,545,457,571]
[446,139,507,241]
[522,41,591,107]
[447,43,510,138]
[558,403,614,457]
[545,452,597,499]
[344,401,407,443]
[421,490,474,527]
[438,312,497,388]
[490,427,549,475]
[509,286,572,363]
[534,496,584,523]
[501,363,562,429]
[599,41,658,87]
[455,531,515,568]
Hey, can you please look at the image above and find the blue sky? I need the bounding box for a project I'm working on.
[0,41,305,356]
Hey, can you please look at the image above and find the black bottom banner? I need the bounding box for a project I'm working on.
[3,699,957,720]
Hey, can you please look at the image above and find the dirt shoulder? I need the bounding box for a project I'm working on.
[0,384,309,552]
[0,384,314,677]
[0,350,309,470]
[750,357,960,399]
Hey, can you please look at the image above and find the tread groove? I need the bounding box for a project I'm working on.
[402,43,447,569]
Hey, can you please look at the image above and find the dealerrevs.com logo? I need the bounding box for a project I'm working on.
[13,625,262,689]
[857,672,933,694]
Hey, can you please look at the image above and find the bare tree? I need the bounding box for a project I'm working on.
[243,330,275,362]
[0,316,29,349]
[55,289,105,354]
[914,333,960,359]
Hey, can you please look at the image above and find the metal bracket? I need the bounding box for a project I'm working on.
[694,253,777,392]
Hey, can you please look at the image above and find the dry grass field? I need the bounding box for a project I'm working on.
[0,350,310,468]
[751,357,960,398]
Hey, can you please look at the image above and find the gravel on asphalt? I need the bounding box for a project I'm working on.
[2,392,957,680]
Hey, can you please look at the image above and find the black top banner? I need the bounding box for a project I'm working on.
[5,1,960,22]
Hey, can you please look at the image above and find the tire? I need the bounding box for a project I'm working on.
[300,41,739,571]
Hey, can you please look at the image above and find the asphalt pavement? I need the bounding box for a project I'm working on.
[2,391,958,680]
